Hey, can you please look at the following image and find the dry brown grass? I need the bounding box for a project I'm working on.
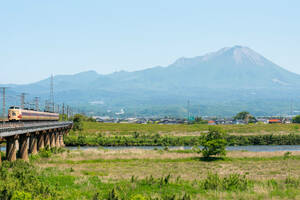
[37,149,300,183]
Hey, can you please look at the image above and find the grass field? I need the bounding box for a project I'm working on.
[41,149,300,181]
[73,122,300,137]
[33,149,300,199]
[2,147,300,199]
[64,122,300,146]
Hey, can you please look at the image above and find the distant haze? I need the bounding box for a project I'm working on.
[3,46,300,117]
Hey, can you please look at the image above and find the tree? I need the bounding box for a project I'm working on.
[194,117,208,124]
[201,126,227,158]
[234,111,256,123]
[293,115,300,123]
[72,114,84,131]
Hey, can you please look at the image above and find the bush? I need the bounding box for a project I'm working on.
[11,191,33,200]
[73,114,84,131]
[0,160,58,199]
[293,115,300,123]
[203,173,250,191]
[201,126,227,158]
[130,194,147,200]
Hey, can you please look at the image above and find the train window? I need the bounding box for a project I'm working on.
[9,106,20,109]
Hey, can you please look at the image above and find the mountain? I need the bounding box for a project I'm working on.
[3,46,300,117]
[102,45,300,89]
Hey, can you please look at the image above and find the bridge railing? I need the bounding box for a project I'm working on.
[0,121,73,131]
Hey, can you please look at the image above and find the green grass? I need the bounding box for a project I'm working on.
[74,122,300,137]
[65,122,300,146]
[2,148,300,199]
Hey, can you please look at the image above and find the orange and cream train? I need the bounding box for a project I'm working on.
[8,106,59,122]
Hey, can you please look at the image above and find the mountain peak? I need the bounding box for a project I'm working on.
[172,45,267,67]
[231,46,265,66]
[196,45,265,66]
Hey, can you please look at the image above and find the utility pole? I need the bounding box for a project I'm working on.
[34,97,39,111]
[20,93,27,109]
[56,104,60,114]
[50,74,54,112]
[187,100,190,122]
[45,100,49,112]
[290,99,293,118]
[0,87,8,124]
[66,105,69,120]
[62,103,65,121]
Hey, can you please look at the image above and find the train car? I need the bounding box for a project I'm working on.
[8,106,59,122]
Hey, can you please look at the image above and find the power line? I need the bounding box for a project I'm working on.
[187,99,190,121]
[34,97,40,111]
[50,74,54,112]
[62,103,65,121]
[0,87,8,124]
[20,93,28,109]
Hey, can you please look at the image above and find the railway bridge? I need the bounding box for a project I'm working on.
[0,121,73,164]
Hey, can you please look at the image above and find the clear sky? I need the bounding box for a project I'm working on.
[1,0,300,84]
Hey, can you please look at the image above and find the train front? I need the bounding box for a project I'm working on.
[8,106,22,121]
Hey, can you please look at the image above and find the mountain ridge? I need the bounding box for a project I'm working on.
[2,45,300,116]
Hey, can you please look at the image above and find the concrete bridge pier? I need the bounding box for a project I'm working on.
[37,133,45,150]
[50,132,56,148]
[44,131,51,148]
[6,136,18,162]
[19,134,29,161]
[59,132,65,147]
[55,133,60,147]
[29,134,38,155]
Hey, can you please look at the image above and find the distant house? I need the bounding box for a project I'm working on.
[268,119,281,124]
[208,120,216,125]
[256,118,268,124]
[233,120,246,125]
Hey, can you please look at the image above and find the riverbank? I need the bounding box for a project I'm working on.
[1,148,299,199]
[64,133,300,146]
[64,122,300,147]
[72,122,300,136]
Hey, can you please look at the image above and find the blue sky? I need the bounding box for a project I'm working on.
[1,0,300,84]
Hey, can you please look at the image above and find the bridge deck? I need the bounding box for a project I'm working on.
[0,121,73,138]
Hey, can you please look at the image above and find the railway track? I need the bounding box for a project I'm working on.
[0,121,67,129]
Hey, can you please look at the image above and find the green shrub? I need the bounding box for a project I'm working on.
[222,173,250,191]
[284,176,300,187]
[201,127,227,158]
[130,194,147,200]
[11,191,33,200]
[203,173,251,191]
[293,115,300,123]
[107,188,120,200]
[73,114,84,131]
[284,151,292,159]
[39,148,52,158]
[0,160,58,199]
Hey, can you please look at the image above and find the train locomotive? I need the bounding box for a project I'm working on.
[8,106,59,122]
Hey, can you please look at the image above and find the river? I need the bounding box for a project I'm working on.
[1,145,300,152]
[66,145,300,152]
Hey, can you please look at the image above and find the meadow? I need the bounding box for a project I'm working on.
[64,122,300,146]
[1,147,300,199]
[73,122,300,136]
